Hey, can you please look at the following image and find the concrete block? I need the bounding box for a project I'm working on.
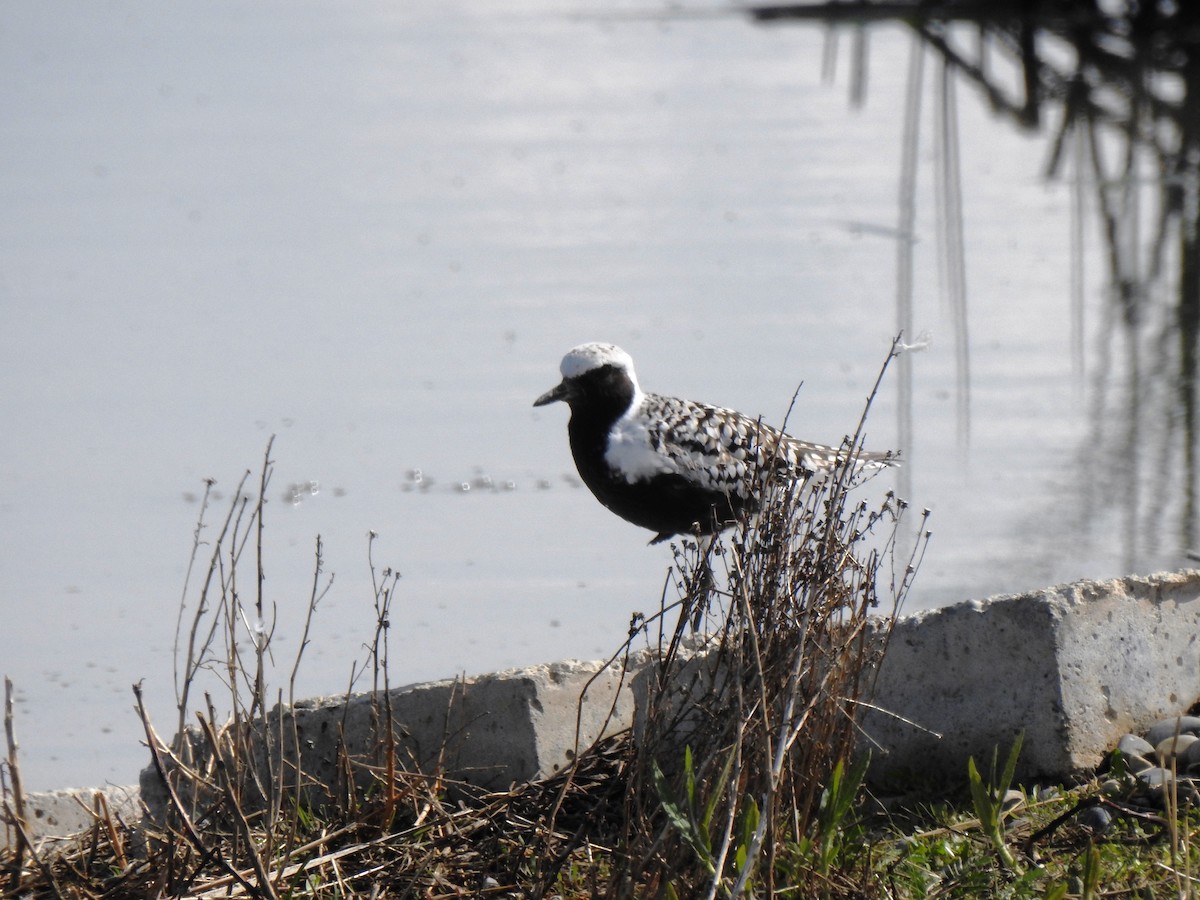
[861,569,1200,782]
[142,657,635,822]
[283,657,632,791]
[632,570,1200,785]
[2,785,140,852]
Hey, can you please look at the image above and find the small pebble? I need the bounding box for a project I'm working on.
[1117,733,1155,757]
[1122,752,1155,774]
[1001,789,1024,813]
[1137,766,1173,791]
[1156,733,1198,763]
[1135,767,1200,806]
[1146,716,1200,747]
[1186,780,1200,805]
[1100,777,1126,798]
[1077,805,1113,836]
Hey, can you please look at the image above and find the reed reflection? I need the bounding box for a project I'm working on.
[753,2,1200,570]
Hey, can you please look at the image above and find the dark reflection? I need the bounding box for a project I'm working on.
[753,2,1200,568]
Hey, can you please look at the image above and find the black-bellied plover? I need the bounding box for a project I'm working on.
[533,342,895,544]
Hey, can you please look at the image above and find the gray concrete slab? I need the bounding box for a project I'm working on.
[630,571,1200,785]
[861,569,1200,782]
[271,656,636,793]
[138,656,637,826]
[4,785,140,851]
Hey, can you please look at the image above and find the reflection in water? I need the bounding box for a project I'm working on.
[753,2,1200,569]
[895,36,923,506]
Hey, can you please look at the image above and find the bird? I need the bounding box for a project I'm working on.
[533,342,896,545]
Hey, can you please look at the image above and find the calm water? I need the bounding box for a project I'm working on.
[0,3,1185,789]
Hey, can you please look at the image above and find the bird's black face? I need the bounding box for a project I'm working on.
[535,367,638,434]
[533,364,635,412]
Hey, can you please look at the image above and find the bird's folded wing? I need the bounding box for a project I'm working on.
[645,394,889,493]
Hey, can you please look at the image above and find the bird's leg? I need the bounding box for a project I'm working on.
[686,534,717,632]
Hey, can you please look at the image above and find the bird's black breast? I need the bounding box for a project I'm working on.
[566,412,747,541]
[556,364,755,541]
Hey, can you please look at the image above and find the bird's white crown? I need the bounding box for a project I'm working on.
[559,342,637,381]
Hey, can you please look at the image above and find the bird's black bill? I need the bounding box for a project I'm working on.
[533,381,569,407]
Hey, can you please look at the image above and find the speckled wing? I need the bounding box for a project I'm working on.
[642,393,891,498]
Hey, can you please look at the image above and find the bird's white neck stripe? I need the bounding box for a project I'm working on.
[603,388,677,482]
